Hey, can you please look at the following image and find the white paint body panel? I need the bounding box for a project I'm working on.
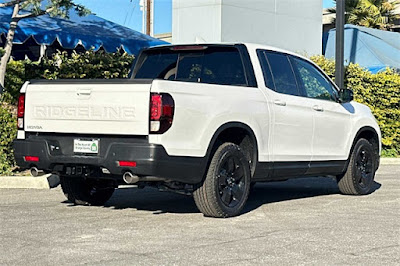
[148,79,271,161]
[24,83,151,135]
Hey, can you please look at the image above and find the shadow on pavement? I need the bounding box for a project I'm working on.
[62,177,381,216]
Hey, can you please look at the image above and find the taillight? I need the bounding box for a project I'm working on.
[149,93,174,134]
[17,93,25,129]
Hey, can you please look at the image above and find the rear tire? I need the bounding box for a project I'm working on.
[60,177,115,206]
[337,138,377,195]
[193,143,251,218]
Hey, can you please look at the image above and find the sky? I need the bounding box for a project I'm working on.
[75,0,336,35]
[74,0,172,35]
[323,0,335,8]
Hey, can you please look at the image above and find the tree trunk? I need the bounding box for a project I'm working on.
[0,4,20,95]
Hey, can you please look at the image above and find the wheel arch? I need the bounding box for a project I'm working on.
[204,122,259,176]
[348,126,380,170]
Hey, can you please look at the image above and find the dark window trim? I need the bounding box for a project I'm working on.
[236,44,258,88]
[256,50,276,90]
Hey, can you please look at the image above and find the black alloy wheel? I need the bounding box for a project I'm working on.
[355,148,374,189]
[217,155,246,208]
[193,142,251,218]
[337,138,377,195]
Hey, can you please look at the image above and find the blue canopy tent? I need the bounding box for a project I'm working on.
[0,6,167,59]
[323,24,400,73]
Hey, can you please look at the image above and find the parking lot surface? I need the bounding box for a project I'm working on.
[0,165,399,265]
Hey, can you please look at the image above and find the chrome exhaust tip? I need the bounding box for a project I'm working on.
[30,167,45,177]
[123,172,140,184]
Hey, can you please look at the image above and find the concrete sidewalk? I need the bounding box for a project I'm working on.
[380,158,400,165]
[0,158,398,190]
[0,174,59,189]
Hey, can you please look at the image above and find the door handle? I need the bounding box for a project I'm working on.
[313,105,324,112]
[274,100,287,106]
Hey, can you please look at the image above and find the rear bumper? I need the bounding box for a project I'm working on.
[13,134,205,184]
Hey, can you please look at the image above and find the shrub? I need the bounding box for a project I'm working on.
[0,103,17,175]
[312,56,400,157]
[4,60,26,105]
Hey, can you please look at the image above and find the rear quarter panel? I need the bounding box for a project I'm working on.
[149,79,271,161]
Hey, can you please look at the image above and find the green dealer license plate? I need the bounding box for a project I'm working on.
[73,139,99,154]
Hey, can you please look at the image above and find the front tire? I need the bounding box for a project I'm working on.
[193,143,251,218]
[337,138,377,195]
[60,177,115,206]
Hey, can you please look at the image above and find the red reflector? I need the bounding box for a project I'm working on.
[24,156,39,162]
[17,94,25,118]
[150,94,162,120]
[118,161,137,167]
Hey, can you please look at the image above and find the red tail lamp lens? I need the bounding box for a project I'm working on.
[118,161,137,167]
[18,94,25,118]
[150,94,162,121]
[24,156,39,162]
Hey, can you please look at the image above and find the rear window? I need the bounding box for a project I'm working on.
[132,46,247,86]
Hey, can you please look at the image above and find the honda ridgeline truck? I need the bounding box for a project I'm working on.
[14,43,381,217]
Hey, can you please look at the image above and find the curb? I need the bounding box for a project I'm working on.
[380,158,400,165]
[0,174,60,189]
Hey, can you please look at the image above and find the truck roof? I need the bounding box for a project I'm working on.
[146,42,312,66]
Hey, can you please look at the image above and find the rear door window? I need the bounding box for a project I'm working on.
[264,51,301,96]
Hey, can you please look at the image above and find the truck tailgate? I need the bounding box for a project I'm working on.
[24,80,151,135]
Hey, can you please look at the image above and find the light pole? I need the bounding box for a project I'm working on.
[335,0,345,88]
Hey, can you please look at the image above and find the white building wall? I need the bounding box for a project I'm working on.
[172,0,223,43]
[173,0,323,55]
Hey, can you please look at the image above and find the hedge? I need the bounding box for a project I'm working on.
[2,50,135,104]
[311,56,400,157]
[0,103,17,175]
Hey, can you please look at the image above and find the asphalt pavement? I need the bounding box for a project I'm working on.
[0,165,399,265]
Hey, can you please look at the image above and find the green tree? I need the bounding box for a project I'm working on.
[329,0,400,30]
[0,0,90,94]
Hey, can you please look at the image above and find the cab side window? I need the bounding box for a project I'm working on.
[291,57,338,101]
[259,51,300,96]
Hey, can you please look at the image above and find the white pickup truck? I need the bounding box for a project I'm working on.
[14,43,381,217]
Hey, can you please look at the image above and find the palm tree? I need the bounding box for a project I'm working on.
[329,0,400,30]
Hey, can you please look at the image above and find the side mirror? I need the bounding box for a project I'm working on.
[339,88,354,103]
